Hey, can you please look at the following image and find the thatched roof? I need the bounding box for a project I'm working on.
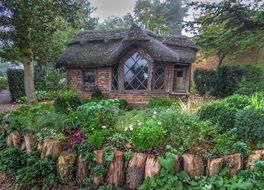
[57,25,198,69]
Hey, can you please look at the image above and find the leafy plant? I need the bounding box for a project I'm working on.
[148,97,179,108]
[0,76,8,91]
[54,91,82,113]
[193,68,216,95]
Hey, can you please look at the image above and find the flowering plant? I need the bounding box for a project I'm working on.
[67,131,87,151]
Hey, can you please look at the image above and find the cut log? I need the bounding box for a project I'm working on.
[182,154,205,179]
[246,151,264,170]
[224,153,243,176]
[41,139,62,159]
[145,155,160,178]
[6,130,21,148]
[76,154,88,185]
[37,142,43,151]
[24,134,36,154]
[206,157,224,176]
[174,155,182,173]
[21,142,26,151]
[57,151,77,184]
[107,150,124,187]
[126,153,147,190]
[93,150,104,186]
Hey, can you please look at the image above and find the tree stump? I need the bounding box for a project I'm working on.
[145,155,160,178]
[93,150,104,186]
[206,157,224,176]
[224,153,243,176]
[21,142,26,151]
[41,139,62,159]
[107,150,124,187]
[24,134,36,154]
[37,142,43,151]
[76,154,88,185]
[182,154,205,179]
[6,130,21,148]
[246,150,264,170]
[126,153,147,190]
[57,151,77,184]
[174,155,182,173]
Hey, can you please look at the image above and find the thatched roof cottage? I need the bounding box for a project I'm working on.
[57,25,198,106]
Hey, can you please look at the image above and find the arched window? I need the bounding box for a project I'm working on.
[123,52,149,90]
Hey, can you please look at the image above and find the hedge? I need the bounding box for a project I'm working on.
[7,69,25,102]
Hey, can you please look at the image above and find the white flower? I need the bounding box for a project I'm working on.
[129,124,133,128]
[91,128,94,130]
[153,111,157,115]
[130,127,133,131]
[157,122,161,125]
[124,127,128,131]
[102,125,106,129]
[153,115,156,118]
[137,120,140,122]
[138,122,142,125]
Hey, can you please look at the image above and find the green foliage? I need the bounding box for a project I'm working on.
[54,91,82,113]
[0,76,8,91]
[36,91,56,101]
[159,109,217,154]
[213,65,263,98]
[91,88,104,101]
[6,69,25,102]
[96,14,134,30]
[188,0,264,65]
[118,99,128,110]
[235,107,264,143]
[15,151,57,189]
[198,95,250,130]
[193,68,216,95]
[148,97,178,108]
[129,119,166,152]
[88,131,106,150]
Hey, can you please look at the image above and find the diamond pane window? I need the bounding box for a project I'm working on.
[84,71,96,89]
[112,65,119,91]
[124,52,149,90]
[153,64,165,90]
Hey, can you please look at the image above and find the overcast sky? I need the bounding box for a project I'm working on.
[89,0,223,21]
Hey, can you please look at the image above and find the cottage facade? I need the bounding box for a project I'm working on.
[57,25,198,106]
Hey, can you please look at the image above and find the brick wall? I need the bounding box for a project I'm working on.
[67,67,185,107]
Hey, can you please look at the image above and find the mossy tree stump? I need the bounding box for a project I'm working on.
[206,157,224,176]
[41,139,62,159]
[76,154,88,185]
[107,150,124,187]
[93,150,104,186]
[6,130,21,148]
[182,154,205,179]
[224,153,243,176]
[144,155,160,178]
[24,134,36,154]
[126,153,147,190]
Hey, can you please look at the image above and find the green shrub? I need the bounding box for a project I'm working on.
[54,91,82,113]
[7,68,25,102]
[193,68,216,95]
[0,76,8,91]
[118,99,128,110]
[129,119,166,152]
[36,91,56,101]
[91,88,104,101]
[236,76,264,96]
[213,65,263,98]
[15,151,57,189]
[159,109,217,154]
[198,95,250,130]
[235,107,264,143]
[148,97,178,108]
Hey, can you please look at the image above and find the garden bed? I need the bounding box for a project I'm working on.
[0,92,264,189]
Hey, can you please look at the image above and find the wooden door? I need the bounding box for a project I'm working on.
[173,67,186,92]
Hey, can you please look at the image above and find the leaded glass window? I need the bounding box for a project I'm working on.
[83,71,96,89]
[112,65,119,91]
[124,52,149,90]
[153,64,165,90]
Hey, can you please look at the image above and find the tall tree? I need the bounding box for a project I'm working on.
[134,0,188,35]
[0,0,97,102]
[96,14,134,30]
[187,0,264,65]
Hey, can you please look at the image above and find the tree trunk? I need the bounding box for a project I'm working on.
[145,155,160,178]
[24,134,36,154]
[224,153,243,176]
[182,154,205,179]
[206,157,224,176]
[23,61,37,103]
[93,150,104,186]
[107,150,124,187]
[76,154,88,185]
[41,139,62,159]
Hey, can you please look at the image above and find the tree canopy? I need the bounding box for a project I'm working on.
[187,0,264,65]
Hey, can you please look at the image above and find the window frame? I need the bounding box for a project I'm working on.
[83,70,97,90]
[152,63,166,92]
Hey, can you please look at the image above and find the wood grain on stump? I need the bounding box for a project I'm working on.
[206,157,224,176]
[6,130,20,148]
[182,154,205,179]
[145,155,160,178]
[57,151,77,184]
[76,154,88,185]
[41,139,62,159]
[246,150,264,170]
[107,150,124,187]
[24,134,36,154]
[93,150,104,186]
[126,153,147,190]
[224,153,243,176]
